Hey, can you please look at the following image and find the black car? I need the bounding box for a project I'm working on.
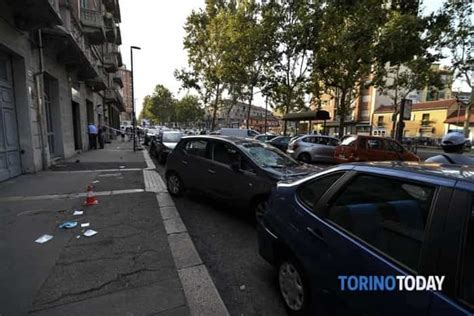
[266,135,291,152]
[150,130,184,164]
[165,136,319,220]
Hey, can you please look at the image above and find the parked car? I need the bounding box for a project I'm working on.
[258,162,474,316]
[255,134,277,142]
[287,135,340,163]
[143,128,160,146]
[150,130,184,164]
[165,135,320,221]
[266,136,291,152]
[213,128,260,138]
[334,135,419,163]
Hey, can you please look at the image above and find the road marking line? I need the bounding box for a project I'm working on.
[46,168,143,174]
[142,149,229,316]
[0,189,145,202]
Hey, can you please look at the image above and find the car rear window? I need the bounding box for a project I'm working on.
[297,173,345,209]
[184,140,208,158]
[341,136,357,146]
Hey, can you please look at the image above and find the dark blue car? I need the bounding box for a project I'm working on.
[258,162,474,316]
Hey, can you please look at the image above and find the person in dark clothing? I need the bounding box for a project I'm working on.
[98,125,105,149]
[88,123,98,150]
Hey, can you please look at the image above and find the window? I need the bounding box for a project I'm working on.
[367,139,383,150]
[326,174,435,271]
[297,173,345,210]
[184,140,209,158]
[422,113,430,126]
[385,140,404,152]
[212,142,239,165]
[461,196,474,305]
[377,116,384,127]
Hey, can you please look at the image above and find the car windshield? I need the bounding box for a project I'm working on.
[162,132,183,142]
[240,142,299,168]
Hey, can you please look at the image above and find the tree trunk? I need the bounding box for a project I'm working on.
[337,91,347,138]
[211,85,220,131]
[246,86,254,129]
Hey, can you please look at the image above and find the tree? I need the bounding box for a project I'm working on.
[373,8,446,139]
[440,0,473,137]
[181,0,230,130]
[141,85,176,124]
[175,95,205,125]
[263,0,315,135]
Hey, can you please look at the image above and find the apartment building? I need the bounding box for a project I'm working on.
[0,0,124,181]
[372,99,459,139]
[118,67,132,121]
[210,100,278,131]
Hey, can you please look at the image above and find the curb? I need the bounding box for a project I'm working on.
[142,150,229,316]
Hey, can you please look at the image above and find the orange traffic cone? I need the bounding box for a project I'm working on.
[84,184,98,206]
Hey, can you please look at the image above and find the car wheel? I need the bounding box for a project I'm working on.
[278,257,310,316]
[298,153,311,163]
[254,199,268,224]
[167,172,184,197]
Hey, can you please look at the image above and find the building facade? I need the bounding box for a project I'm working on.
[118,67,132,121]
[210,100,279,132]
[372,99,459,140]
[0,0,124,181]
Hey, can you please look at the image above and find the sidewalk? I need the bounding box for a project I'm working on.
[0,141,227,316]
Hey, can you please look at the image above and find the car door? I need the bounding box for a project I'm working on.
[366,138,387,161]
[311,137,334,162]
[297,171,442,315]
[383,139,401,161]
[428,189,474,316]
[179,139,213,193]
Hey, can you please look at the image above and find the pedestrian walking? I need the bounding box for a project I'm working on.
[425,132,474,165]
[88,122,98,150]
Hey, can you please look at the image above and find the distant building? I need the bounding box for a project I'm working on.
[372,99,460,139]
[118,67,132,121]
[208,100,279,132]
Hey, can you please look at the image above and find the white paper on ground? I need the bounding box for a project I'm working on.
[35,234,53,244]
[73,210,84,216]
[92,180,100,184]
[83,229,98,237]
[81,223,90,227]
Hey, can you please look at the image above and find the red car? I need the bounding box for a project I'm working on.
[334,135,419,163]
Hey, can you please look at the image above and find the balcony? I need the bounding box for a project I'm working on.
[85,65,107,91]
[113,74,123,88]
[104,12,118,43]
[7,0,63,30]
[104,53,118,73]
[116,26,122,45]
[105,88,125,112]
[80,7,106,44]
[103,0,121,22]
[421,120,435,127]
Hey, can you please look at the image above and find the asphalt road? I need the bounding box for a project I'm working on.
[151,154,288,316]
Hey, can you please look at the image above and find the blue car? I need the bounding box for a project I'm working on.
[258,162,474,316]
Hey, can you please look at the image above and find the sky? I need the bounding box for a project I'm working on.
[119,0,462,118]
[120,0,205,117]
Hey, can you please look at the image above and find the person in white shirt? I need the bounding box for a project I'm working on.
[88,123,98,150]
[425,132,474,165]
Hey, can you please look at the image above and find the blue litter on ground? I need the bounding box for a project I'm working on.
[59,221,78,229]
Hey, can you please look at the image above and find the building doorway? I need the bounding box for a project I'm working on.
[72,101,82,150]
[0,51,21,181]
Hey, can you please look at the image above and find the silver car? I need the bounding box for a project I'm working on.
[287,135,339,163]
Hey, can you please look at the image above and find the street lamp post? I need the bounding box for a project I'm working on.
[130,45,141,152]
[264,96,268,134]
